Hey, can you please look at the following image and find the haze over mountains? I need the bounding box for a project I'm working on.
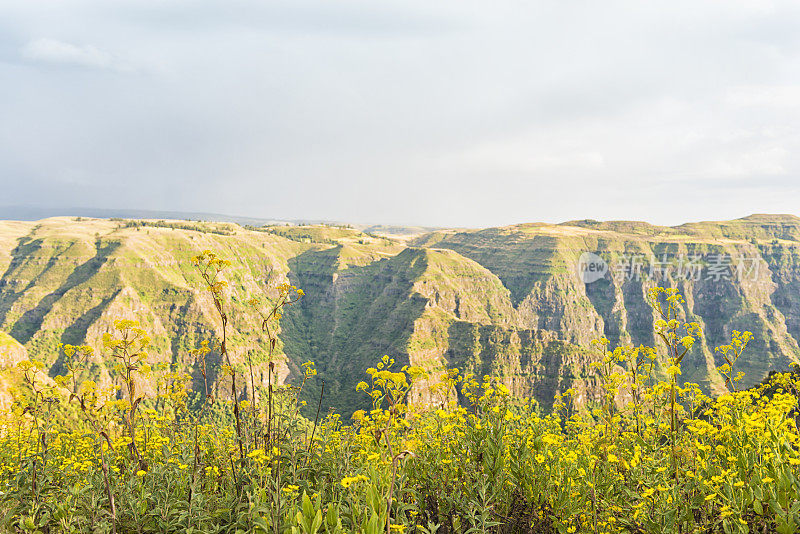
[0,206,445,237]
[1,214,798,415]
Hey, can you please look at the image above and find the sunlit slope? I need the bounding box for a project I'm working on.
[0,218,320,397]
[278,243,604,413]
[434,216,800,392]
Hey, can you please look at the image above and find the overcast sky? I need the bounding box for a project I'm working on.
[2,1,800,227]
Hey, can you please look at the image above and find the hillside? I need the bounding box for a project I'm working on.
[0,215,799,415]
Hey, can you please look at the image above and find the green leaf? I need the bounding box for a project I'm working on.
[325,505,339,528]
[253,516,270,533]
[311,510,323,534]
[777,517,794,534]
[768,498,783,516]
[302,492,314,519]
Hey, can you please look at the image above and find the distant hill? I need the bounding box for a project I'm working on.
[0,206,292,226]
[1,214,799,415]
[0,206,451,236]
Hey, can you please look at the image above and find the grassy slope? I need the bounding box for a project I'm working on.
[432,216,800,392]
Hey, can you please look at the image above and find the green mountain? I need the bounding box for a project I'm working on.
[1,215,799,416]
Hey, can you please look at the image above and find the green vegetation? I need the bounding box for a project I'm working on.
[252,225,363,244]
[114,219,238,236]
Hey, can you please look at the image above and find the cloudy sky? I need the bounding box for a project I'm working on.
[2,1,800,227]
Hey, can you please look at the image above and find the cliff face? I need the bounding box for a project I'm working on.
[0,215,799,416]
[434,218,800,392]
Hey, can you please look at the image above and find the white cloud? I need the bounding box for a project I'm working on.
[20,38,128,71]
[437,135,606,175]
[703,147,789,178]
[725,85,800,109]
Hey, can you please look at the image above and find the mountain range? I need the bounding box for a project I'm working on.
[1,214,799,415]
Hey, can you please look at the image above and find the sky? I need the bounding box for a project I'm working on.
[2,0,800,228]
